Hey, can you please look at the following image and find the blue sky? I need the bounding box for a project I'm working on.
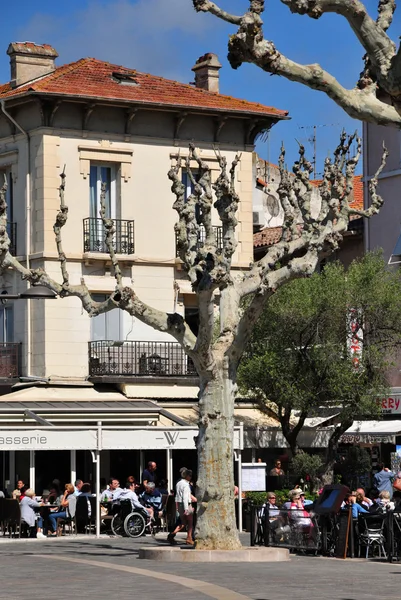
[1,0,397,173]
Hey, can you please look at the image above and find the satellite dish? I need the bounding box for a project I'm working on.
[265,193,280,218]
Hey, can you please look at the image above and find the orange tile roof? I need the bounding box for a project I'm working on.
[254,175,364,249]
[0,57,288,118]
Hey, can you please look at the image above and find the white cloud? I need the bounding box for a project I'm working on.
[16,0,219,81]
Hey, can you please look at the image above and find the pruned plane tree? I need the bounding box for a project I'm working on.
[0,134,387,549]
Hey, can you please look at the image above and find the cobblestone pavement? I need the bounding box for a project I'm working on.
[0,533,400,599]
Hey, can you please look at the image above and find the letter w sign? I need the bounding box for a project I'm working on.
[164,431,180,446]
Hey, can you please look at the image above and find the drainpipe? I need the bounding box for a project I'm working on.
[0,99,32,376]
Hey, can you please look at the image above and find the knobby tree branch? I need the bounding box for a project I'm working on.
[235,131,388,359]
[53,167,69,288]
[193,0,401,127]
[0,137,388,379]
[0,174,10,259]
[99,181,123,287]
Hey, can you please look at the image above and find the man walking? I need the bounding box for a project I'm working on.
[374,464,395,499]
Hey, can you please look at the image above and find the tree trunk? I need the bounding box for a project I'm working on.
[320,422,352,486]
[195,362,241,550]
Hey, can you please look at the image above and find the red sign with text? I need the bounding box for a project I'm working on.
[378,396,401,415]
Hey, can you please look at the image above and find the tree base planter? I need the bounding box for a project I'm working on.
[138,546,289,562]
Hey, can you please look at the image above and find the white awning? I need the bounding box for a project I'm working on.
[340,420,401,444]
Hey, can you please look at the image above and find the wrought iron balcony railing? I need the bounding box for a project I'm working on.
[88,340,197,378]
[83,218,134,254]
[0,343,21,378]
[176,225,223,257]
[7,222,16,256]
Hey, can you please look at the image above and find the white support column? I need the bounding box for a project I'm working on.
[237,448,243,533]
[29,450,35,491]
[9,450,15,492]
[96,421,102,539]
[139,450,145,482]
[166,448,173,491]
[70,450,76,486]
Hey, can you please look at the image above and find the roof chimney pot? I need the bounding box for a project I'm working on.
[192,53,222,93]
[7,42,58,88]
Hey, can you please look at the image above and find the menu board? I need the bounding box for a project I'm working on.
[242,463,266,492]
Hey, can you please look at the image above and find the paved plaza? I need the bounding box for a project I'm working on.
[0,533,400,599]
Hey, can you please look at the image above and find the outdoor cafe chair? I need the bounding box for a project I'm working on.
[358,514,387,559]
[3,499,21,538]
[55,495,77,536]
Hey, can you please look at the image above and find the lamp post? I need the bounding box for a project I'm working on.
[0,285,57,301]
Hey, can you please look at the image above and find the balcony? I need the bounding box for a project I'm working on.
[0,343,21,379]
[176,225,223,257]
[88,340,197,379]
[7,222,16,256]
[83,218,134,255]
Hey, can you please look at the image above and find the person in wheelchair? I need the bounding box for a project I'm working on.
[113,481,153,520]
[140,482,163,519]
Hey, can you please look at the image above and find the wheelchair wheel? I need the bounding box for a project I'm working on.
[124,512,146,538]
[111,513,126,536]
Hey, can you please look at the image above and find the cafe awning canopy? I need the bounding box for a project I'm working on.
[340,420,401,444]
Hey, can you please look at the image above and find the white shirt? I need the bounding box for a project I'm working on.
[103,487,122,501]
[115,489,143,511]
[175,479,191,511]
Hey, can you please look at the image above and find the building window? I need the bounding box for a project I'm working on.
[182,169,201,223]
[89,164,117,219]
[90,294,122,341]
[0,170,13,223]
[0,304,13,343]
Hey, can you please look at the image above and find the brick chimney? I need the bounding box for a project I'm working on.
[192,53,222,93]
[7,42,58,88]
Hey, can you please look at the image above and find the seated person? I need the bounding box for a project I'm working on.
[114,481,153,519]
[260,492,280,518]
[48,483,75,535]
[79,483,93,497]
[102,478,122,501]
[369,490,395,513]
[299,490,313,507]
[20,488,46,538]
[344,492,369,518]
[140,482,163,518]
[356,487,373,510]
[12,479,27,501]
[288,489,314,535]
[48,479,62,505]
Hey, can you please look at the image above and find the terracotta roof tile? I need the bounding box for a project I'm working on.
[0,57,288,118]
[254,226,283,248]
[254,175,364,249]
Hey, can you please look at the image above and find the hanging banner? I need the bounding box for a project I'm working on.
[0,429,97,450]
[347,308,363,367]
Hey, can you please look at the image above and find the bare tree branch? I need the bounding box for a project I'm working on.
[193,0,242,24]
[0,174,10,258]
[53,167,69,288]
[194,0,401,126]
[348,142,389,217]
[213,147,241,270]
[99,181,123,287]
[377,0,397,31]
[281,1,395,72]
[277,144,299,241]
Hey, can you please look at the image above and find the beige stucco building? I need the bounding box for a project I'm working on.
[0,42,289,490]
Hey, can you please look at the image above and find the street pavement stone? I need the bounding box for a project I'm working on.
[0,533,400,599]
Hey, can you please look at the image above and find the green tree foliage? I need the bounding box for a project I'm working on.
[291,453,323,480]
[239,252,401,475]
